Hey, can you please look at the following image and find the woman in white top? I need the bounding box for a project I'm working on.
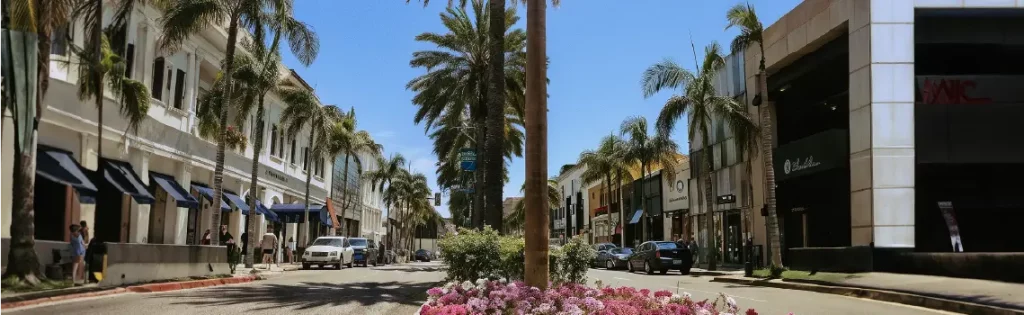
[286,237,297,263]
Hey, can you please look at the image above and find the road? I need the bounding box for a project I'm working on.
[7,262,445,315]
[588,267,960,315]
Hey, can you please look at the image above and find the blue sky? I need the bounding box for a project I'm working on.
[283,0,801,218]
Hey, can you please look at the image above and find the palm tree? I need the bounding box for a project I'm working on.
[641,42,757,270]
[365,154,408,251]
[578,134,635,247]
[160,0,288,244]
[727,2,781,268]
[278,87,340,245]
[2,0,75,285]
[619,117,680,245]
[327,109,383,237]
[504,179,559,234]
[407,0,527,229]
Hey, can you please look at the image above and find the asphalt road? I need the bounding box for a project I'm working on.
[7,262,446,315]
[587,267,961,315]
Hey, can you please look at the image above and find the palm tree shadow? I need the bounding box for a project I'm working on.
[158,280,434,311]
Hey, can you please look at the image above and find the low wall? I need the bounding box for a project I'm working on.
[1,238,71,275]
[101,243,231,286]
[787,246,874,272]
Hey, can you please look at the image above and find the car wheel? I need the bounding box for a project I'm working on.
[644,261,654,275]
[346,260,353,268]
[318,264,324,269]
[302,263,310,270]
[606,260,614,270]
[660,269,668,275]
[627,261,634,272]
[335,263,342,270]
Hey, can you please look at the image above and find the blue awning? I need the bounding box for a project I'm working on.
[319,209,333,228]
[35,146,98,204]
[222,191,250,212]
[271,203,325,224]
[149,172,198,208]
[628,209,644,224]
[190,183,230,211]
[99,159,154,204]
[255,200,280,222]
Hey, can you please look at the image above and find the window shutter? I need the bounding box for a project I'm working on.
[151,57,165,100]
[173,69,186,109]
[125,44,135,78]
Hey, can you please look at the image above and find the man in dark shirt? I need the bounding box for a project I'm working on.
[220,225,236,267]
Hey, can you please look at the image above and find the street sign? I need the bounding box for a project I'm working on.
[460,160,476,171]
[459,148,477,162]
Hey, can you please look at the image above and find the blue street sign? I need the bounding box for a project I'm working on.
[460,160,477,171]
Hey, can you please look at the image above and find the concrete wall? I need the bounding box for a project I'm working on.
[101,243,230,287]
[1,239,71,275]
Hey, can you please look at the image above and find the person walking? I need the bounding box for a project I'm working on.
[688,235,700,266]
[240,232,249,265]
[260,226,278,268]
[69,225,86,285]
[286,237,296,263]
[201,229,212,245]
[220,225,236,268]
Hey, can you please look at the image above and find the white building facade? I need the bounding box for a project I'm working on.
[358,151,385,243]
[1,3,332,248]
[554,166,589,243]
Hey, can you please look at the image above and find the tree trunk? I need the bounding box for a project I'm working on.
[302,128,316,245]
[523,0,549,289]
[4,147,43,284]
[93,0,104,168]
[703,144,717,270]
[758,44,783,267]
[472,121,486,229]
[210,13,241,245]
[484,0,506,234]
[244,95,266,268]
[339,154,351,236]
[617,171,625,248]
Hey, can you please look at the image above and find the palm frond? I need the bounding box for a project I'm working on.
[641,59,694,98]
[159,0,229,52]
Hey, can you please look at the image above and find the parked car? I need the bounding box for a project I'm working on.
[349,238,378,267]
[414,249,432,262]
[595,247,633,270]
[301,236,354,270]
[626,241,692,275]
[591,243,619,267]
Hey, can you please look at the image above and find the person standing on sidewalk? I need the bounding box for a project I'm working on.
[260,226,278,268]
[69,225,86,285]
[287,237,296,263]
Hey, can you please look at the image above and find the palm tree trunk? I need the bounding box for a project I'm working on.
[759,44,783,267]
[617,171,625,248]
[243,95,266,268]
[483,0,506,234]
[703,145,717,270]
[339,154,351,236]
[210,13,241,245]
[472,121,486,229]
[523,0,548,289]
[302,128,315,244]
[93,0,104,170]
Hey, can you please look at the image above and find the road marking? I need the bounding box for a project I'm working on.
[612,277,633,282]
[666,285,767,302]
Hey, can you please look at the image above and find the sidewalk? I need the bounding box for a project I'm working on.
[713,272,1024,314]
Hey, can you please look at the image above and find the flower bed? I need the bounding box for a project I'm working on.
[419,279,762,315]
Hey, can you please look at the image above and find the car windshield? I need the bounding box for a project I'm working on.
[611,248,632,254]
[416,250,428,254]
[655,242,679,249]
[349,239,368,247]
[312,238,343,247]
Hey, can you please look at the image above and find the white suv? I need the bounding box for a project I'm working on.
[301,236,354,269]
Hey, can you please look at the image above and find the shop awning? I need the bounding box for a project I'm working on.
[35,146,98,204]
[149,172,198,208]
[222,191,250,212]
[100,159,154,204]
[628,209,644,224]
[319,209,334,228]
[191,183,231,211]
[255,200,280,222]
[271,203,325,224]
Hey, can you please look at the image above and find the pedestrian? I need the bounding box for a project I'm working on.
[79,221,90,246]
[287,237,296,263]
[260,226,278,268]
[240,231,249,264]
[688,235,700,266]
[220,225,235,267]
[68,224,86,285]
[201,229,212,245]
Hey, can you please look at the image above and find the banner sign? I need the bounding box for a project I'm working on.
[937,201,964,252]
[773,129,847,181]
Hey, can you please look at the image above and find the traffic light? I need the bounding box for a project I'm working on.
[435,192,441,206]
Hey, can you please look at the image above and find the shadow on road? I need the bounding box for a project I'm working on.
[158,280,435,311]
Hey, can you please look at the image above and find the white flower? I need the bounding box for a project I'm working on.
[499,278,508,284]
[476,278,488,286]
[682,292,692,299]
[657,296,671,305]
[443,282,455,290]
[461,281,474,291]
[442,288,450,295]
[726,296,737,307]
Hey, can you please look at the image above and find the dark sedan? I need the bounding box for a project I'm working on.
[595,247,633,269]
[414,249,432,262]
[626,241,692,275]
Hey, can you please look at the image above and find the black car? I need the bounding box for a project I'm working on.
[595,247,633,269]
[590,243,618,267]
[626,241,692,275]
[349,238,378,267]
[414,249,432,262]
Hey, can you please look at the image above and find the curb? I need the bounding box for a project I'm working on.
[0,276,258,310]
[711,277,1024,315]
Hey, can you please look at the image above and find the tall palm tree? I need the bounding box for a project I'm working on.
[2,0,75,285]
[327,108,383,237]
[160,0,288,244]
[578,134,634,247]
[365,153,408,250]
[278,87,340,244]
[619,116,679,245]
[407,0,527,229]
[727,3,781,268]
[504,179,559,234]
[522,0,550,289]
[642,42,757,270]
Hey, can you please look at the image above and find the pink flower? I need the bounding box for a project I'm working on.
[654,290,673,298]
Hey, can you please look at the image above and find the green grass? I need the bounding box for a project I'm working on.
[1,278,74,293]
[751,269,860,283]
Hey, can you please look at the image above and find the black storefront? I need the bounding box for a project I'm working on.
[625,174,664,245]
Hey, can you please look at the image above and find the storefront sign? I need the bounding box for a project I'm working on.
[663,164,691,211]
[716,194,736,204]
[937,201,964,252]
[264,167,289,183]
[917,76,1024,105]
[774,129,847,181]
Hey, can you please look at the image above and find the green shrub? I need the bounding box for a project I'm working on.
[497,236,525,280]
[438,227,501,281]
[555,236,596,284]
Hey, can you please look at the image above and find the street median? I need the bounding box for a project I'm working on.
[711,276,1023,315]
[1,275,258,310]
